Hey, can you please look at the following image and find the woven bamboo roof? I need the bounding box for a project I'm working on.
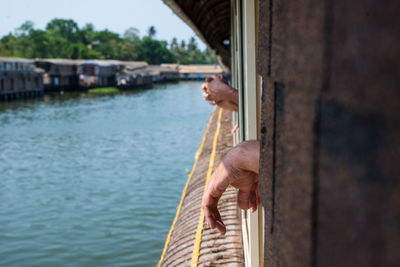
[162,0,231,70]
[158,108,244,266]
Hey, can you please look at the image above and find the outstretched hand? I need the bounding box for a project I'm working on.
[202,75,239,112]
[202,140,260,235]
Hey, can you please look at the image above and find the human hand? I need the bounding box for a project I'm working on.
[202,141,260,235]
[202,75,239,112]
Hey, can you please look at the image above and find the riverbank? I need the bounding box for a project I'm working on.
[1,57,228,102]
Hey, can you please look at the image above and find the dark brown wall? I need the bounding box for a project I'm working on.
[257,0,400,266]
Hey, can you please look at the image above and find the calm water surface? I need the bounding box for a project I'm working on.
[0,81,213,267]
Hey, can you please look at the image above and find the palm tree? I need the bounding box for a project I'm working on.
[188,37,197,51]
[124,27,140,42]
[180,40,186,49]
[148,26,156,39]
[170,37,178,49]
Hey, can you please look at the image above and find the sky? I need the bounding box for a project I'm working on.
[0,0,206,49]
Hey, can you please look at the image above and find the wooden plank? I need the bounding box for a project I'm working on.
[258,0,325,266]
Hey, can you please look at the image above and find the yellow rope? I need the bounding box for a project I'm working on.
[157,108,217,267]
[191,108,223,267]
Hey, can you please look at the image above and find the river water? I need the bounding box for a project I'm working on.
[0,81,213,267]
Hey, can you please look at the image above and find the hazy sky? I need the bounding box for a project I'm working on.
[1,0,205,49]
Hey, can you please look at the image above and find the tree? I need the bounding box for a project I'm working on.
[29,29,51,58]
[0,34,16,56]
[14,21,34,37]
[137,36,175,64]
[66,43,89,59]
[80,23,96,45]
[91,30,121,59]
[147,26,156,39]
[188,37,197,52]
[45,19,81,57]
[170,37,178,50]
[46,19,79,41]
[12,22,35,57]
[124,27,140,42]
[204,48,217,64]
[0,19,218,64]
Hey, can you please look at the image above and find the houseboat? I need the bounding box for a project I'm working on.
[78,60,123,89]
[159,0,400,266]
[116,62,153,90]
[146,65,179,83]
[35,59,78,91]
[0,57,44,101]
[178,64,225,80]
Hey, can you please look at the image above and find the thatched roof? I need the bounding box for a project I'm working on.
[162,0,231,70]
[179,64,224,74]
[0,57,34,63]
[123,61,148,71]
[34,58,82,65]
[161,63,180,70]
[146,65,179,73]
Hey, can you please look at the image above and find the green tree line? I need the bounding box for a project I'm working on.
[0,19,217,65]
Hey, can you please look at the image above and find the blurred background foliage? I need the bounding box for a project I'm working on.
[0,19,217,65]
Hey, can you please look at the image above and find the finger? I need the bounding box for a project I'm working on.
[206,163,231,200]
[211,209,226,235]
[203,200,218,229]
[249,189,257,213]
[250,181,259,212]
[255,181,260,206]
[202,189,220,230]
[204,204,224,234]
[231,124,239,134]
[206,215,217,229]
[237,189,251,210]
[202,163,230,234]
[215,219,226,236]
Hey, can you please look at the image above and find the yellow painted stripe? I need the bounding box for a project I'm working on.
[191,108,223,267]
[157,108,217,267]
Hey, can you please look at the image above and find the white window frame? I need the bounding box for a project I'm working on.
[231,0,264,266]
